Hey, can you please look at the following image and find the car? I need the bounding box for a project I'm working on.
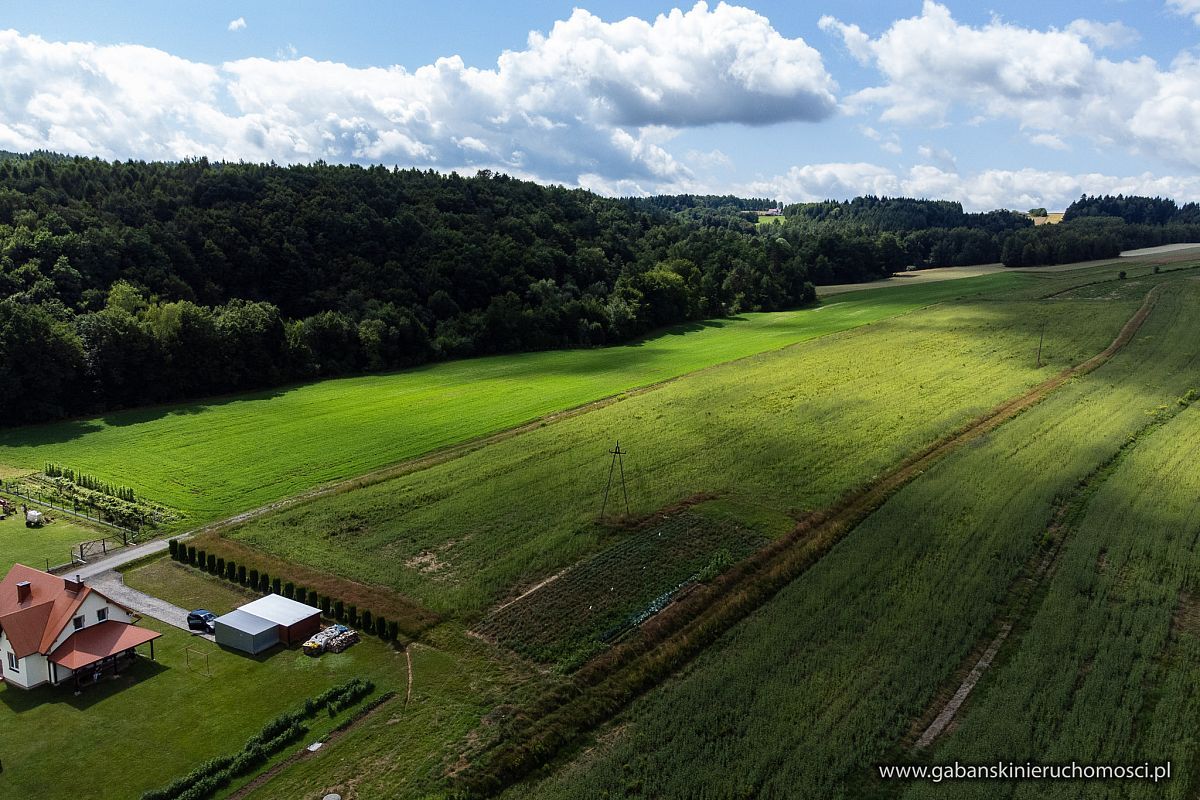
[187,609,216,634]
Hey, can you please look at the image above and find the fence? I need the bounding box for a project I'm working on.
[2,480,140,539]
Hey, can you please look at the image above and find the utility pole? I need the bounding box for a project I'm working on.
[1036,321,1045,368]
[599,440,630,521]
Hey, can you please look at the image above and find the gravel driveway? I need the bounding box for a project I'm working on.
[87,569,214,641]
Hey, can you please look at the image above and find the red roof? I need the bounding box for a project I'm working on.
[0,564,92,658]
[49,621,161,671]
[0,564,135,658]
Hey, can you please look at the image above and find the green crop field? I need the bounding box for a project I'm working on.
[906,404,1200,800]
[221,279,1139,617]
[0,275,1029,527]
[509,279,1200,799]
[476,510,765,668]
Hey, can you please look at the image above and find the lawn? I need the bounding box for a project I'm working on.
[0,275,1027,526]
[507,279,1200,799]
[0,492,113,573]
[219,285,1140,617]
[0,559,412,800]
[123,556,260,616]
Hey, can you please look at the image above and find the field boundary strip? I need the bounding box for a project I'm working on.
[452,281,1171,798]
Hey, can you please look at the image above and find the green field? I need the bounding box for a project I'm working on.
[907,403,1200,800]
[0,492,113,572]
[222,281,1138,616]
[0,275,1029,526]
[0,615,405,800]
[510,279,1200,799]
[476,510,765,668]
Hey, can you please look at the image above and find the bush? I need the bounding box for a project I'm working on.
[216,557,225,576]
[237,564,247,585]
[206,554,217,574]
[284,581,295,600]
[348,604,358,627]
[168,539,179,559]
[361,610,373,631]
[375,615,388,638]
[386,620,399,641]
[196,548,206,569]
[307,589,319,607]
[259,572,270,593]
[186,545,196,565]
[1119,270,1128,279]
[334,600,345,621]
[320,595,331,615]
[272,577,281,595]
[249,568,259,588]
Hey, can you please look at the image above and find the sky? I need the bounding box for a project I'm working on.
[2,1,1200,210]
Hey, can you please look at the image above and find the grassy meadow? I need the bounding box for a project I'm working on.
[221,285,1139,616]
[0,614,406,800]
[0,275,1026,525]
[0,492,112,572]
[509,279,1200,799]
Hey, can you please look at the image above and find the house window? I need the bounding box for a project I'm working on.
[72,615,85,630]
[97,607,108,622]
[6,651,18,673]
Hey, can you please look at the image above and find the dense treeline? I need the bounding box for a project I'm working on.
[1064,193,1200,225]
[1001,208,1200,267]
[0,157,817,425]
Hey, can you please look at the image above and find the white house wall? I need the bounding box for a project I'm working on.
[0,630,47,689]
[47,591,133,653]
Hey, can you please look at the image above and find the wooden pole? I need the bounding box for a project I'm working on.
[1036,322,1045,368]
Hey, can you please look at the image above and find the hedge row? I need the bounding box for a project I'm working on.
[140,678,375,800]
[168,539,404,644]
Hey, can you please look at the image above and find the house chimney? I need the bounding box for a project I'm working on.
[63,574,84,593]
[15,581,31,603]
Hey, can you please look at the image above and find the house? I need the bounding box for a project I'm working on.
[214,594,320,655]
[0,564,161,690]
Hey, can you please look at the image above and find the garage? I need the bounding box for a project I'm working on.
[213,609,280,655]
[238,595,321,645]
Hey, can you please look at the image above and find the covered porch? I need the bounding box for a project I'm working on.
[49,621,161,690]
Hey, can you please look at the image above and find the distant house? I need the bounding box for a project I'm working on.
[0,564,161,690]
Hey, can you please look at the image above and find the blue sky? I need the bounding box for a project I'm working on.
[3,1,1200,209]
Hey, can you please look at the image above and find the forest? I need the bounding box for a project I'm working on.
[0,152,1196,426]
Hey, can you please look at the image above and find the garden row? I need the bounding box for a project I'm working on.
[167,540,407,644]
[140,678,375,800]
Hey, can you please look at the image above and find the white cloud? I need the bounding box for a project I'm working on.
[1029,133,1067,150]
[824,2,1200,168]
[227,17,246,32]
[1167,0,1200,25]
[0,4,836,186]
[740,162,1200,212]
[1066,19,1139,49]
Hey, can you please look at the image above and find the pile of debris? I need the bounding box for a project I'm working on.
[302,624,359,656]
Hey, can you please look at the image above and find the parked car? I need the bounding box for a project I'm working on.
[187,609,216,634]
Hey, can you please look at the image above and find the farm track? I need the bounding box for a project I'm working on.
[902,331,1193,757]
[454,282,1169,797]
[225,691,401,800]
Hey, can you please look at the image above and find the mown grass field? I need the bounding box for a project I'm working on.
[0,275,1026,525]
[0,614,406,800]
[509,279,1200,799]
[0,492,111,572]
[221,282,1138,617]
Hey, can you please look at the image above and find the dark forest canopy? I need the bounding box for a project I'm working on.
[0,157,818,424]
[1064,193,1200,225]
[2,154,1197,426]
